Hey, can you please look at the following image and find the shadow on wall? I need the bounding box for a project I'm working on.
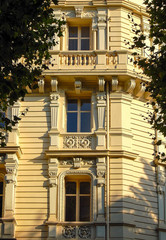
[109,157,158,240]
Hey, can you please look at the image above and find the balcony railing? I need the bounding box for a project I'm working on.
[59,51,96,66]
[46,50,141,73]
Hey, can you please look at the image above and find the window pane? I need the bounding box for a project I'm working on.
[69,27,78,37]
[81,27,90,37]
[81,39,89,50]
[66,196,76,221]
[67,112,77,132]
[81,99,91,111]
[66,182,76,194]
[81,112,91,132]
[0,196,2,218]
[80,196,90,221]
[67,99,77,111]
[69,39,78,50]
[0,182,3,194]
[80,182,90,194]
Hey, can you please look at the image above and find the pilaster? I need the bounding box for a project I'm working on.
[49,92,60,150]
[7,101,20,146]
[47,158,59,239]
[2,153,18,239]
[95,92,106,150]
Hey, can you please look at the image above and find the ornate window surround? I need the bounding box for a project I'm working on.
[58,169,97,222]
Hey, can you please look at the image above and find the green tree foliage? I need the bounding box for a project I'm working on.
[128,0,166,159]
[0,0,65,146]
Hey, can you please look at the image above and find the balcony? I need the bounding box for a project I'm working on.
[44,49,141,76]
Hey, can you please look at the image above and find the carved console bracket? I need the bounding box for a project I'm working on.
[125,78,136,94]
[98,76,105,92]
[51,77,58,92]
[112,76,119,91]
[38,78,45,93]
[135,82,146,98]
[75,79,82,94]
[73,157,82,169]
[74,6,84,18]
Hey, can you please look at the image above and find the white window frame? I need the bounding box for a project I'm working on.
[68,26,91,51]
[67,98,91,133]
[65,176,91,222]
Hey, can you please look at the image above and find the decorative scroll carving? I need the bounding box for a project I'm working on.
[63,136,77,148]
[50,93,59,102]
[38,78,44,93]
[48,158,58,187]
[75,80,82,94]
[63,226,76,239]
[97,170,105,178]
[81,159,96,166]
[111,76,118,91]
[82,11,96,18]
[6,167,15,174]
[78,136,92,148]
[78,226,91,239]
[63,136,92,149]
[59,160,73,165]
[98,76,105,92]
[98,16,106,23]
[51,77,58,92]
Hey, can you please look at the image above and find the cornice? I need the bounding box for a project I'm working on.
[45,149,138,160]
[0,146,22,159]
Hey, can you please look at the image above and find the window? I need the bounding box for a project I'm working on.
[65,176,91,222]
[67,99,91,132]
[69,26,90,50]
[0,177,4,218]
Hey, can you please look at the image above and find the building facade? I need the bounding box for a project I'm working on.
[0,0,166,239]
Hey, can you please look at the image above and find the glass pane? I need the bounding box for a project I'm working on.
[81,27,90,37]
[81,112,91,132]
[81,39,89,50]
[80,196,90,221]
[69,27,78,37]
[0,196,2,218]
[67,99,77,111]
[0,182,3,194]
[80,182,90,194]
[66,182,76,194]
[66,196,76,221]
[69,39,78,50]
[67,112,77,132]
[81,99,91,111]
